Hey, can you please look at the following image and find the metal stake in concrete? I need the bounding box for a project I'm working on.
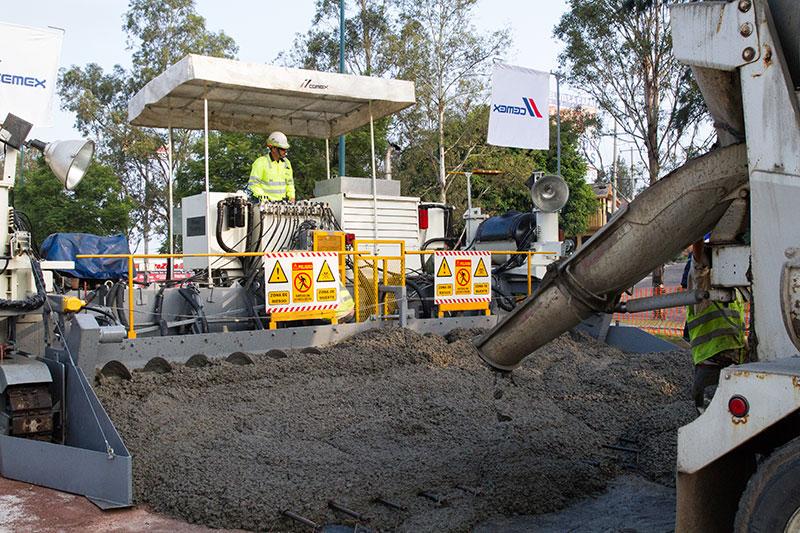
[282,510,318,529]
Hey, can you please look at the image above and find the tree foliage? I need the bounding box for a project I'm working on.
[391,0,509,202]
[555,0,709,185]
[59,0,237,251]
[15,157,132,243]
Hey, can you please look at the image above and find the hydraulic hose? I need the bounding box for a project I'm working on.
[0,255,46,311]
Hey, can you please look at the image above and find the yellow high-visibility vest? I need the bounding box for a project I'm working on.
[248,156,295,201]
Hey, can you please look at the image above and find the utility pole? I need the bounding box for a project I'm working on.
[625,146,636,198]
[611,122,618,213]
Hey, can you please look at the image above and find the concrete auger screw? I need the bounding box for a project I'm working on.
[740,23,753,37]
[742,47,756,62]
[738,0,751,12]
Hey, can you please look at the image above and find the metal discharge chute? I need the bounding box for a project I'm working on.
[476,143,749,370]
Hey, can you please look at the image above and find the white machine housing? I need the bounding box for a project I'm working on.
[181,191,249,271]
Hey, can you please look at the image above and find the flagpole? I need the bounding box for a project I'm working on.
[554,71,561,177]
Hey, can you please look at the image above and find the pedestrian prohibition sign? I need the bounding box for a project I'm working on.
[455,259,472,295]
[292,262,314,303]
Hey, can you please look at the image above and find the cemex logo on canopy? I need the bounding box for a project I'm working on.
[0,72,47,89]
[492,97,543,119]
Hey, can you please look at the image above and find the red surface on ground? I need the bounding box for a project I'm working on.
[0,476,235,532]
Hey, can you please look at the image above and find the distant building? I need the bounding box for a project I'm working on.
[570,182,628,247]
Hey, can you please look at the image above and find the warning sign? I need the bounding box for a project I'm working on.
[263,252,341,313]
[268,291,290,305]
[455,259,472,295]
[474,282,490,295]
[474,258,489,278]
[436,257,452,277]
[268,262,288,284]
[433,251,491,305]
[317,287,337,301]
[292,262,314,303]
[317,260,336,283]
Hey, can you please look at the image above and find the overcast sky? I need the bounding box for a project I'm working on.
[3,0,570,141]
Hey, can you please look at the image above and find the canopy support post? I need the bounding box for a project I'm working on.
[167,120,174,280]
[325,138,331,180]
[204,93,213,286]
[369,101,378,240]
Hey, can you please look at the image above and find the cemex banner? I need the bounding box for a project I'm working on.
[487,63,550,150]
[0,22,64,127]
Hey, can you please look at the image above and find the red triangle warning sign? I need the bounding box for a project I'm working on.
[436,257,452,277]
[268,261,288,284]
[474,258,489,277]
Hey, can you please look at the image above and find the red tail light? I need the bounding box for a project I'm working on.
[418,207,429,229]
[344,233,356,246]
[728,395,749,417]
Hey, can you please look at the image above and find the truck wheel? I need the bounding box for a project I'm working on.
[735,436,800,532]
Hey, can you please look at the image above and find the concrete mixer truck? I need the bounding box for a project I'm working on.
[477,0,800,530]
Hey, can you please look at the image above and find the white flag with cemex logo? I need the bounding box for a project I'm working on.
[0,22,64,127]
[487,63,550,150]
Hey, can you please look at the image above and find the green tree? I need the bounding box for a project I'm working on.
[391,0,510,202]
[402,104,596,237]
[175,132,333,201]
[15,158,132,243]
[59,0,237,252]
[284,0,394,180]
[555,0,708,284]
[555,0,708,185]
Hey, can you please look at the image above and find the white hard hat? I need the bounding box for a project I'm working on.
[267,131,290,149]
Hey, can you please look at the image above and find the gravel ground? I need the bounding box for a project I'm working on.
[95,327,695,531]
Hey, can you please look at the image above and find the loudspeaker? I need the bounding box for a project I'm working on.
[531,174,569,212]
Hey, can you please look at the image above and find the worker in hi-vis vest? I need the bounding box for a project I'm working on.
[686,239,748,413]
[248,131,295,202]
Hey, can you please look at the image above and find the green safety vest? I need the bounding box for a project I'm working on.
[248,156,295,201]
[336,283,354,320]
[686,294,746,365]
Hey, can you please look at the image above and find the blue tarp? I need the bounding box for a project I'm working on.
[40,233,131,280]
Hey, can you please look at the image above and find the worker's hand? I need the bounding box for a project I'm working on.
[289,197,296,204]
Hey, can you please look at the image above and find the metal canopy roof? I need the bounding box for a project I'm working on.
[127,55,416,138]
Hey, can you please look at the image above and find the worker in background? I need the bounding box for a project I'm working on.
[336,282,355,323]
[686,239,748,413]
[248,131,295,202]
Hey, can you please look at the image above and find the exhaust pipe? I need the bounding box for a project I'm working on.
[476,143,749,371]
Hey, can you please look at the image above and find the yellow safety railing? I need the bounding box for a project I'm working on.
[405,250,557,297]
[77,248,559,338]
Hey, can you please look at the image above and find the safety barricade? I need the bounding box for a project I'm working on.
[263,251,341,329]
[77,248,558,336]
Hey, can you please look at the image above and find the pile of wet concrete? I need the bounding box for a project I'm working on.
[95,328,696,531]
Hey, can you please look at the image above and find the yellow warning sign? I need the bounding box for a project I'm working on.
[268,261,288,284]
[292,262,314,303]
[474,282,490,295]
[317,260,336,283]
[268,291,290,305]
[436,258,452,277]
[436,283,453,297]
[317,287,337,302]
[474,258,489,278]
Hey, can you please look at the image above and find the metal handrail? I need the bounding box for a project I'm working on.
[76,247,560,338]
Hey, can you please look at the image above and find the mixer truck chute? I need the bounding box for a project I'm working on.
[478,0,800,530]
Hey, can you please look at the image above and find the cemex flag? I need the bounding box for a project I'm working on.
[0,22,64,127]
[487,63,550,150]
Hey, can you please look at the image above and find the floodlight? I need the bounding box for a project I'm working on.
[531,174,570,213]
[28,139,95,190]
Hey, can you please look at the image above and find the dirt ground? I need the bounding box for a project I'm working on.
[95,327,696,532]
